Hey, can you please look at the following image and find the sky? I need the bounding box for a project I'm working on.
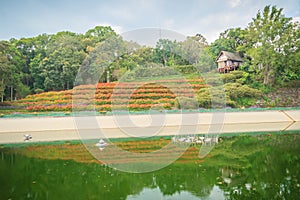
[0,0,299,43]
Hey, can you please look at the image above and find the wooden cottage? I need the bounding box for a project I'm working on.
[216,51,243,73]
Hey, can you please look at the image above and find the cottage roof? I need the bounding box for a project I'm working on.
[216,51,243,62]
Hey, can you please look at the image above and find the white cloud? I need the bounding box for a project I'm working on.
[180,10,253,43]
[0,0,299,42]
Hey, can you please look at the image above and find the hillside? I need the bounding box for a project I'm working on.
[5,78,207,113]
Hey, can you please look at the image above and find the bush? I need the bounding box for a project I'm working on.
[224,83,262,107]
[34,88,45,94]
[174,65,196,74]
[175,97,198,109]
[224,83,262,99]
[197,83,263,108]
[126,65,179,80]
[221,73,236,83]
[204,76,223,86]
[230,71,245,79]
[221,71,249,84]
[197,87,226,108]
[17,84,31,98]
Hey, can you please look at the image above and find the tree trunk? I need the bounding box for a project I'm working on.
[106,71,110,83]
[263,65,269,85]
[1,79,3,102]
[10,86,13,101]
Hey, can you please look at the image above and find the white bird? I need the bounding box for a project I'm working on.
[204,138,212,144]
[171,137,177,143]
[24,134,32,141]
[184,138,192,143]
[245,183,252,190]
[195,139,203,144]
[98,139,105,144]
[212,136,219,144]
[95,139,107,148]
[199,136,205,141]
[223,177,232,184]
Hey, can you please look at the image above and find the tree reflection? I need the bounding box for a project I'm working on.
[0,133,299,199]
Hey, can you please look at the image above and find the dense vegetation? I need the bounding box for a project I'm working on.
[0,5,299,110]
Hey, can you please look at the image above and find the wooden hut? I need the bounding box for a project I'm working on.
[216,51,243,73]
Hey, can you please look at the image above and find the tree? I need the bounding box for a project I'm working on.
[41,32,86,90]
[180,34,208,66]
[79,35,126,84]
[179,34,215,72]
[0,41,10,101]
[197,47,216,72]
[0,40,29,100]
[154,39,179,66]
[83,26,117,52]
[245,5,295,85]
[209,28,246,59]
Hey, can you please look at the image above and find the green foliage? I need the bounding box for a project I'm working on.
[208,28,246,59]
[174,65,196,74]
[197,87,226,108]
[34,88,44,94]
[197,83,262,108]
[224,83,262,99]
[16,84,31,98]
[84,26,117,44]
[244,5,298,86]
[197,88,212,108]
[221,70,250,85]
[221,73,236,83]
[224,83,262,107]
[174,97,198,109]
[125,65,179,80]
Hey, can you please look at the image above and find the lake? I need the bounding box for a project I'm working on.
[1,132,300,199]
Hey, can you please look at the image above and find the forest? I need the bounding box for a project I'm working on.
[0,5,299,103]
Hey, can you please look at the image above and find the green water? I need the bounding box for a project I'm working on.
[1,134,300,200]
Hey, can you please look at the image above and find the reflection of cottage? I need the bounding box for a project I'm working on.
[216,51,243,73]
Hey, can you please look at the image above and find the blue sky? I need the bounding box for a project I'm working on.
[0,0,299,43]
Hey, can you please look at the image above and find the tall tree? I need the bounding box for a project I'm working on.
[0,41,11,101]
[83,26,117,52]
[154,39,180,66]
[79,35,126,84]
[245,5,295,85]
[42,32,86,90]
[209,28,246,59]
[179,34,214,71]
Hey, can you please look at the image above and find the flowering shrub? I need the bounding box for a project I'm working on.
[18,79,207,112]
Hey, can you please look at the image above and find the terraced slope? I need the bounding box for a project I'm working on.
[14,78,207,112]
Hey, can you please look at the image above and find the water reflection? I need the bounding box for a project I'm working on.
[0,134,299,199]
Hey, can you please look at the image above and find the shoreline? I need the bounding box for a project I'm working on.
[1,106,299,119]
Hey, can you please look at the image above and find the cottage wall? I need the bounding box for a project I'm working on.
[216,51,243,73]
[218,62,225,68]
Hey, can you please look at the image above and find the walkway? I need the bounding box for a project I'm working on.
[0,110,299,144]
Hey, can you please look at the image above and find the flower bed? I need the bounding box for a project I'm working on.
[16,78,208,112]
